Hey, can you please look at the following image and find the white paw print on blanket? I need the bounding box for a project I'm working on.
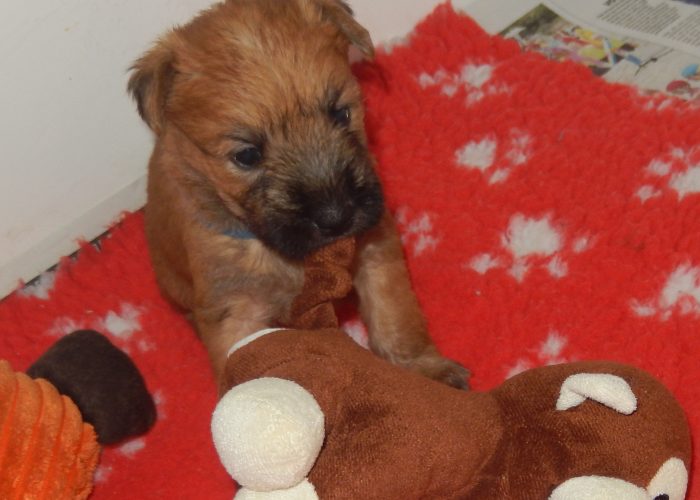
[395,207,441,257]
[637,146,700,201]
[631,263,700,320]
[467,214,594,282]
[94,435,151,488]
[17,270,57,300]
[455,129,533,184]
[506,331,571,379]
[46,302,155,354]
[418,61,510,105]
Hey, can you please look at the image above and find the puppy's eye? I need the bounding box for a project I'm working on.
[330,105,351,127]
[232,147,262,169]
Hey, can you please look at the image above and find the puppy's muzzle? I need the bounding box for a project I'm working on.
[309,199,356,237]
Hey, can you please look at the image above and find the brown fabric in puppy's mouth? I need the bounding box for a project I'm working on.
[284,237,356,330]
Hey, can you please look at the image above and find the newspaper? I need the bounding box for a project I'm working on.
[458,0,700,101]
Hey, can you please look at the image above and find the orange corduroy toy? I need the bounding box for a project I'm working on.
[0,330,156,499]
[0,361,98,499]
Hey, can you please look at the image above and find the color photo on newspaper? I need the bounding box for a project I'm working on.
[501,4,700,101]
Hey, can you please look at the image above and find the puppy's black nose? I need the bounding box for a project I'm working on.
[313,202,354,236]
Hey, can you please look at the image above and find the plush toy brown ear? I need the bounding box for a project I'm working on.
[311,0,375,58]
[27,329,157,445]
[469,362,692,498]
[127,39,176,135]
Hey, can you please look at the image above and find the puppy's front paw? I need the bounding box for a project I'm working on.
[406,351,470,390]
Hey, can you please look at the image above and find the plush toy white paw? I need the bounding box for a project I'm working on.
[211,377,324,498]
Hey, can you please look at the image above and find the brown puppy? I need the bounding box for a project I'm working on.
[128,0,468,389]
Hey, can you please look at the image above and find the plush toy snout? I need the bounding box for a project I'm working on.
[212,377,324,499]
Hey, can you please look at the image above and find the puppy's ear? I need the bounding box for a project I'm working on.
[127,41,176,135]
[313,0,374,59]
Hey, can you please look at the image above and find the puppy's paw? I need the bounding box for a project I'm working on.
[406,351,471,390]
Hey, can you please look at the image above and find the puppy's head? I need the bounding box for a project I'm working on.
[129,0,384,260]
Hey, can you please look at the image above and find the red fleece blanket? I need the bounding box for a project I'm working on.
[1,4,698,498]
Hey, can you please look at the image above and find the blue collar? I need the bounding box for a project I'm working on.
[196,214,256,240]
[223,226,256,240]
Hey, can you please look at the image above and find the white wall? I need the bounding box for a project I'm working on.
[0,0,478,298]
[0,0,218,298]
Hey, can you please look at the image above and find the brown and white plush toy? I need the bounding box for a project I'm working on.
[211,240,691,499]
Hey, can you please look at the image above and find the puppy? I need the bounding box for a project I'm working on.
[128,0,468,390]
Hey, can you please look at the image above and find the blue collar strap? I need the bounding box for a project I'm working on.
[196,213,256,240]
[223,227,256,240]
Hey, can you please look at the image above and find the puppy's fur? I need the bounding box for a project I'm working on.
[129,0,468,389]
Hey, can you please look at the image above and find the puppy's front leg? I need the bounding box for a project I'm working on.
[354,211,469,389]
[193,298,271,394]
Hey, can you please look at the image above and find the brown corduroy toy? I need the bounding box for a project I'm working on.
[211,239,692,499]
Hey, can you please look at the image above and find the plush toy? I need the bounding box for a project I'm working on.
[0,330,156,499]
[211,240,692,499]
